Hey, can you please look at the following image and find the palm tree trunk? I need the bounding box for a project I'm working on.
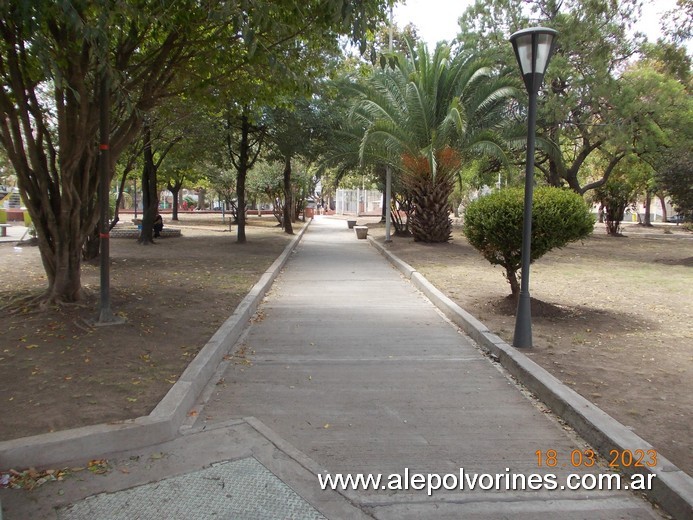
[408,174,454,243]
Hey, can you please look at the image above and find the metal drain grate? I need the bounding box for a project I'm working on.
[57,457,326,520]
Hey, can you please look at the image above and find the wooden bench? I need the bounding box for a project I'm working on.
[0,223,10,237]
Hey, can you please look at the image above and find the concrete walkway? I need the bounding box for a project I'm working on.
[0,217,666,519]
[189,216,662,518]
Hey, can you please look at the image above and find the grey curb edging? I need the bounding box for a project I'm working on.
[244,417,374,519]
[368,236,693,520]
[0,222,310,470]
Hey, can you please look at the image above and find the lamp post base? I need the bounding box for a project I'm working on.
[513,291,532,348]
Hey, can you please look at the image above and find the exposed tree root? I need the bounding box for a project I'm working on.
[1,289,90,315]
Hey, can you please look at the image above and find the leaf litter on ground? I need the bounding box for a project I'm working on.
[0,459,110,490]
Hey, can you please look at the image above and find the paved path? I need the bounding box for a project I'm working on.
[0,216,663,519]
[192,216,660,518]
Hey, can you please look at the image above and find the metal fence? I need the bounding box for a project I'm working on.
[335,188,383,216]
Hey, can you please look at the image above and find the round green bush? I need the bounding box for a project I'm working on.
[463,186,594,294]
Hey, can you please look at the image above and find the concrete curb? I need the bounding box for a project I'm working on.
[244,417,374,519]
[110,227,181,239]
[369,236,693,520]
[0,222,310,470]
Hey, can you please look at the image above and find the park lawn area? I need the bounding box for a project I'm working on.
[0,215,292,443]
[1,214,691,479]
[370,221,693,476]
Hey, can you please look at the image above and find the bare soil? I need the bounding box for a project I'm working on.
[368,220,693,476]
[1,215,691,479]
[0,215,292,441]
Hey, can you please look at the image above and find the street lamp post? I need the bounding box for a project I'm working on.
[509,27,558,348]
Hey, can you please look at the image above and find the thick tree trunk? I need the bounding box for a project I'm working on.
[139,122,158,245]
[283,156,294,235]
[18,154,99,303]
[33,214,86,303]
[409,175,453,243]
[402,150,457,242]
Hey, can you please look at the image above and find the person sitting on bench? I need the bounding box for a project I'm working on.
[153,214,164,238]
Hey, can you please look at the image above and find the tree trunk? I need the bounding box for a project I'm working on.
[408,174,453,243]
[32,213,87,303]
[108,166,130,232]
[506,266,520,300]
[82,225,100,261]
[197,188,206,210]
[658,194,668,222]
[139,122,158,245]
[605,202,626,236]
[235,115,251,244]
[545,125,564,187]
[642,191,652,226]
[171,186,180,220]
[237,169,247,243]
[283,156,294,235]
[168,179,182,221]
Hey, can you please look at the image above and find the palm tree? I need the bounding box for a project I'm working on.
[351,39,517,242]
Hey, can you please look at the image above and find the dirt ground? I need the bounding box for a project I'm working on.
[368,220,692,476]
[0,214,292,441]
[1,214,691,478]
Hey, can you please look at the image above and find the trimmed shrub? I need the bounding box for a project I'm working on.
[463,186,594,296]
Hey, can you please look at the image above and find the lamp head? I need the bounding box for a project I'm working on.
[509,27,558,93]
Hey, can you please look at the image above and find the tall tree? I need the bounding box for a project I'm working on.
[0,1,223,303]
[351,39,517,242]
[225,109,266,243]
[656,146,693,221]
[0,0,389,303]
[457,0,646,195]
[265,98,326,234]
[205,1,389,242]
[618,59,693,225]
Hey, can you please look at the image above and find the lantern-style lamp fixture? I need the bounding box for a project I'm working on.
[510,27,558,94]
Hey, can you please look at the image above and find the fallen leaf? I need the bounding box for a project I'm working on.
[87,459,110,475]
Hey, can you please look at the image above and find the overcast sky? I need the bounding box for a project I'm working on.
[393,0,678,48]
